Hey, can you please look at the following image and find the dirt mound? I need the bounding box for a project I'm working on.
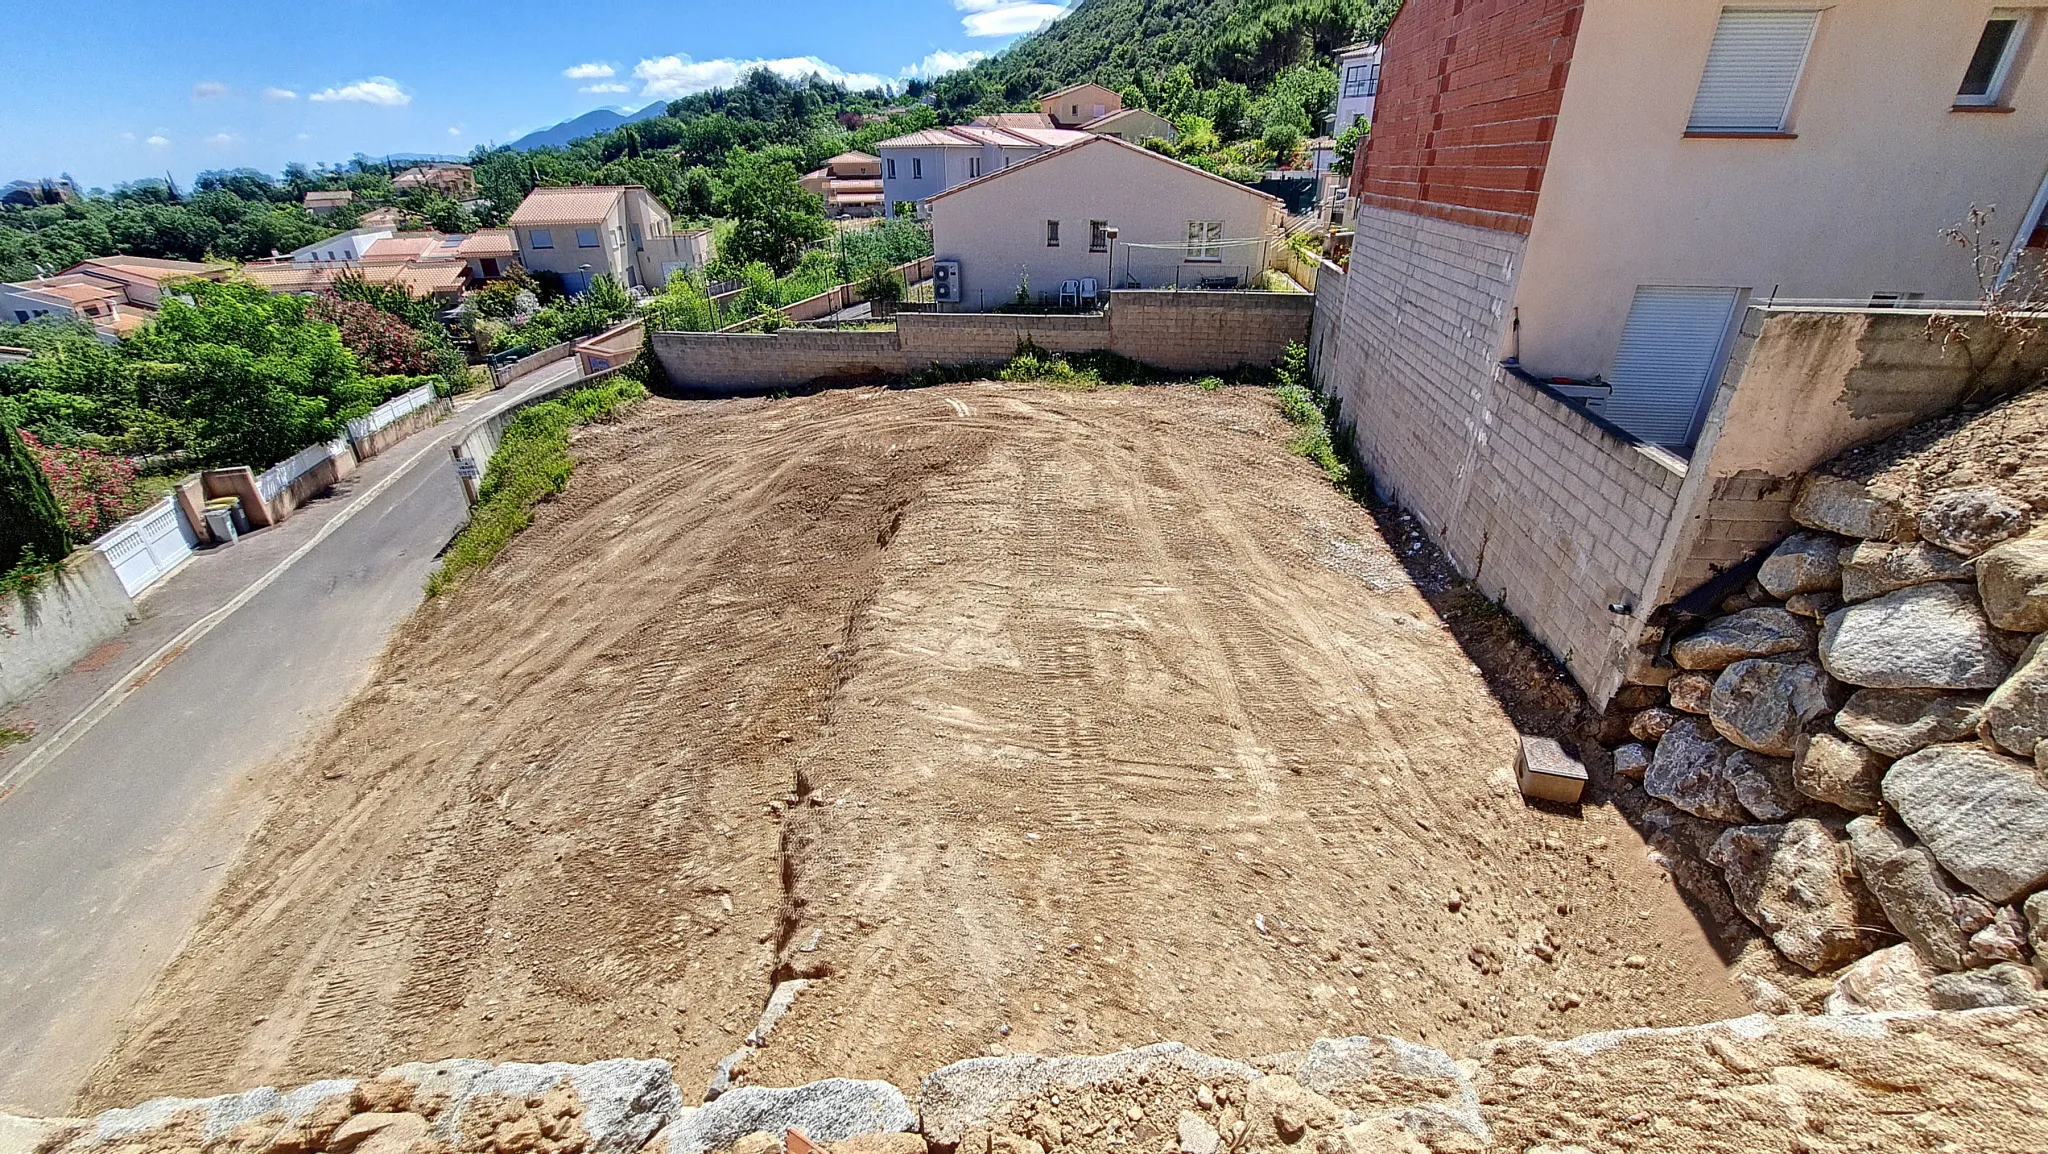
[1824,382,2048,512]
[77,384,1744,1112]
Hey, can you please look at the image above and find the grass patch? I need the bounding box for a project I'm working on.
[0,722,30,750]
[425,378,646,597]
[1270,341,1353,489]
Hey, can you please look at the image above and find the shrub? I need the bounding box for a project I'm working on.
[858,263,905,304]
[308,293,440,376]
[1196,376,1224,392]
[1,418,72,571]
[19,429,148,540]
[427,377,645,596]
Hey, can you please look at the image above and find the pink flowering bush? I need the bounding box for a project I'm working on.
[308,293,438,377]
[19,430,148,540]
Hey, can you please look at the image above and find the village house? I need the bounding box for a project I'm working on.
[1079,107,1178,145]
[1331,41,1381,132]
[798,151,886,218]
[241,227,513,301]
[878,123,1090,219]
[0,256,230,339]
[302,189,353,216]
[926,133,1283,309]
[506,185,710,294]
[391,163,478,200]
[1040,82,1122,128]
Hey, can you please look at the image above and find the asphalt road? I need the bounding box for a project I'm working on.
[0,360,583,1115]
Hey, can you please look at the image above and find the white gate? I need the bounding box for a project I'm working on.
[94,495,199,597]
[1599,286,1743,449]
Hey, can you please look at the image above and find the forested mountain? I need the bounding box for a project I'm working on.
[928,0,1399,120]
[508,102,671,152]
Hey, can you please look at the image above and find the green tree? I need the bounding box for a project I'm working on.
[0,415,72,573]
[1331,119,1367,176]
[1156,64,1198,119]
[715,150,830,274]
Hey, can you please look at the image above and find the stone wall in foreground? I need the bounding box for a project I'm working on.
[15,1006,2047,1154]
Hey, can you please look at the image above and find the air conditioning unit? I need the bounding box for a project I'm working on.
[933,260,961,303]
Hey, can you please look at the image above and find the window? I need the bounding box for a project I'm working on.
[1089,220,1109,252]
[1046,220,1060,247]
[912,157,923,179]
[887,158,897,179]
[576,228,600,248]
[1959,11,2030,106]
[1686,8,1821,134]
[969,156,981,178]
[1601,286,1744,448]
[1343,61,1380,99]
[1185,220,1224,262]
[12,311,26,323]
[631,224,643,250]
[530,229,553,249]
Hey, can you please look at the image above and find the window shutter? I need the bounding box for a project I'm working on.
[1687,9,1819,132]
[1601,287,1743,448]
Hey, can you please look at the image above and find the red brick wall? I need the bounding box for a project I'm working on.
[1351,0,1584,235]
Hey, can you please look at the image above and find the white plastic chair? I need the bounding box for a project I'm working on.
[1079,277,1100,306]
[1059,280,1081,309]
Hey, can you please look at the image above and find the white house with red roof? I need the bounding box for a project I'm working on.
[925,134,1284,308]
[0,256,230,340]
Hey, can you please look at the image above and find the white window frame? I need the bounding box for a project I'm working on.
[912,157,923,180]
[969,156,981,178]
[1185,221,1224,262]
[530,229,553,249]
[886,158,897,179]
[1685,7,1822,135]
[576,228,600,248]
[1957,10,2031,107]
[1089,219,1109,253]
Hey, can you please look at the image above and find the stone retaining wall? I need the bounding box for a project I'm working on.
[17,1007,2045,1154]
[0,551,137,710]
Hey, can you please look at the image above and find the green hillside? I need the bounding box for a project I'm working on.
[929,0,1399,126]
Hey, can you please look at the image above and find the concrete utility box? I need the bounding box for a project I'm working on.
[1516,735,1587,803]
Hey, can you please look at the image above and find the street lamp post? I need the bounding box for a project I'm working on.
[578,262,591,294]
[1102,226,1119,304]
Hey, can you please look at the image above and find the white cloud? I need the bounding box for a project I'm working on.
[563,62,616,79]
[448,125,464,136]
[954,0,1068,37]
[902,49,987,79]
[296,132,312,142]
[204,132,240,148]
[580,82,631,94]
[634,54,893,98]
[262,87,298,101]
[309,76,410,106]
[192,80,229,99]
[146,135,171,150]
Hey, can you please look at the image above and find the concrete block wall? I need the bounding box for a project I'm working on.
[898,312,1109,368]
[653,292,1313,392]
[1308,261,1347,380]
[654,330,906,392]
[1107,290,1312,372]
[1320,202,1684,700]
[0,550,137,709]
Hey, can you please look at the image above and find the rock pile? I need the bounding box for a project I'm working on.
[1608,467,2048,1010]
[12,1009,2048,1154]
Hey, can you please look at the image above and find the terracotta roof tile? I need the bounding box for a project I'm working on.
[508,186,629,227]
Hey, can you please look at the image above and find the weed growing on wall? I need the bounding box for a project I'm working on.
[1272,341,1352,487]
[425,378,646,597]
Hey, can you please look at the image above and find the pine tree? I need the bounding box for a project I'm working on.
[0,417,72,574]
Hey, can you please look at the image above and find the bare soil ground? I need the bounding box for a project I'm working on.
[78,383,1746,1112]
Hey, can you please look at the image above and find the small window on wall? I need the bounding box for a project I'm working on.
[577,228,600,247]
[1089,220,1109,252]
[530,230,553,249]
[1686,8,1821,133]
[1185,220,1223,261]
[1343,61,1379,98]
[912,157,923,179]
[1046,220,1060,247]
[1959,11,2030,106]
[969,156,981,178]
[887,158,897,179]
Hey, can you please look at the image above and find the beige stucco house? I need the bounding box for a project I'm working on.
[926,134,1283,308]
[507,185,710,293]
[1040,82,1122,129]
[1082,108,1178,145]
[877,125,1090,219]
[799,152,885,217]
[392,163,478,200]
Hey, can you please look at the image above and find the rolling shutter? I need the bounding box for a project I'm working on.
[1687,9,1820,132]
[1600,287,1743,448]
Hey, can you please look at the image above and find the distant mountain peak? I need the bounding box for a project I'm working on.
[507,102,668,152]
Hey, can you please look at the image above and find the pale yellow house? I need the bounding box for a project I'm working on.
[926,134,1283,308]
[392,163,478,199]
[506,185,710,293]
[1040,82,1122,129]
[1082,108,1178,145]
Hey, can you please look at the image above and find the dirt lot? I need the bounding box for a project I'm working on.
[79,382,1746,1111]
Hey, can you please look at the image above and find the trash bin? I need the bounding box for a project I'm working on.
[204,496,242,544]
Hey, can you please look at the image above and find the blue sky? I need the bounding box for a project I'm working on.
[0,0,1068,189]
